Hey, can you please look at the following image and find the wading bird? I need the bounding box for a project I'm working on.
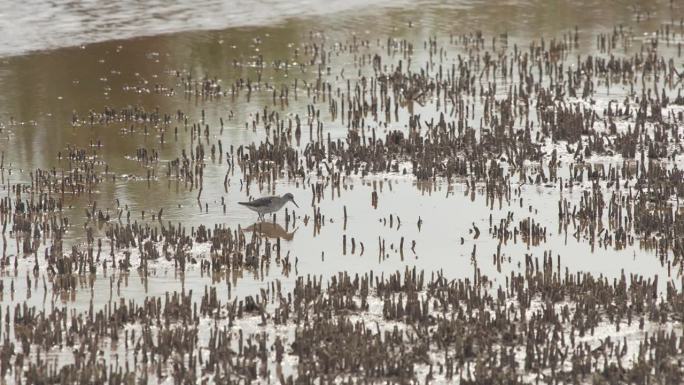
[239,193,299,220]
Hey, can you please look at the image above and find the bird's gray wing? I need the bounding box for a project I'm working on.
[239,196,273,207]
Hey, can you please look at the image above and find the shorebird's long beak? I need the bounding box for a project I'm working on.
[292,199,299,208]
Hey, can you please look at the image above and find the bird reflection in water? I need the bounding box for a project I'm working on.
[243,222,297,241]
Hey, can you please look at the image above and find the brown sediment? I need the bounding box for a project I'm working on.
[0,6,684,384]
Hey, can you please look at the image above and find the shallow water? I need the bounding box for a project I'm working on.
[0,0,679,278]
[0,0,684,383]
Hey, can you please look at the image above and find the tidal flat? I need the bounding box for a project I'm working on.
[0,0,684,383]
